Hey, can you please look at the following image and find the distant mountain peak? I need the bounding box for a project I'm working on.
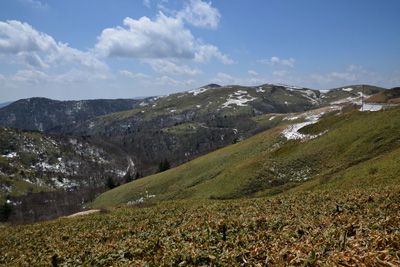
[203,83,221,88]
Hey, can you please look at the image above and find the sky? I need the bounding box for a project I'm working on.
[0,0,399,101]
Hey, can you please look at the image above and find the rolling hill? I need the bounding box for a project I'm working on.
[0,84,385,176]
[92,105,400,208]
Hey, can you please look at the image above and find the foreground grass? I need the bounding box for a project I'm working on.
[1,185,399,266]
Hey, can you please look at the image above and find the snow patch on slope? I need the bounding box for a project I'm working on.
[282,115,322,140]
[282,106,341,141]
[222,90,257,108]
[331,92,369,105]
[360,103,383,112]
[189,87,208,96]
[1,152,17,158]
[256,87,265,93]
[342,87,353,92]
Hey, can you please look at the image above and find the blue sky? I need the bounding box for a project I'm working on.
[0,0,399,101]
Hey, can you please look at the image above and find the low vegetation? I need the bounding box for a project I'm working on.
[0,184,398,265]
[0,104,399,265]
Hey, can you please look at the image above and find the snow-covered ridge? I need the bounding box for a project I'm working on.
[276,83,304,90]
[222,90,257,108]
[189,87,209,96]
[342,87,353,92]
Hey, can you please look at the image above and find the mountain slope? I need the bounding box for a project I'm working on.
[0,84,387,177]
[366,87,400,104]
[0,97,142,132]
[69,84,385,175]
[0,127,131,222]
[92,106,400,208]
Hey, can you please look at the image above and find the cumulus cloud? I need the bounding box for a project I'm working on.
[144,59,200,76]
[96,14,195,59]
[0,20,106,70]
[194,44,233,64]
[177,0,221,29]
[95,12,231,64]
[258,56,295,68]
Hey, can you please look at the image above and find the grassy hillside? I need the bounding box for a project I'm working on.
[1,182,399,265]
[1,107,399,266]
[93,107,400,208]
[366,87,400,104]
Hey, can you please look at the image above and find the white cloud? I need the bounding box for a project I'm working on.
[177,0,221,29]
[11,69,49,84]
[0,20,56,55]
[194,44,233,64]
[96,14,194,59]
[95,12,231,64]
[119,70,150,79]
[0,20,106,71]
[7,69,110,85]
[19,52,49,68]
[248,70,259,76]
[144,59,201,76]
[258,56,295,68]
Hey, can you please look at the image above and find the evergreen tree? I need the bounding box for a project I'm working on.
[106,177,116,189]
[0,202,13,222]
[158,159,171,173]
